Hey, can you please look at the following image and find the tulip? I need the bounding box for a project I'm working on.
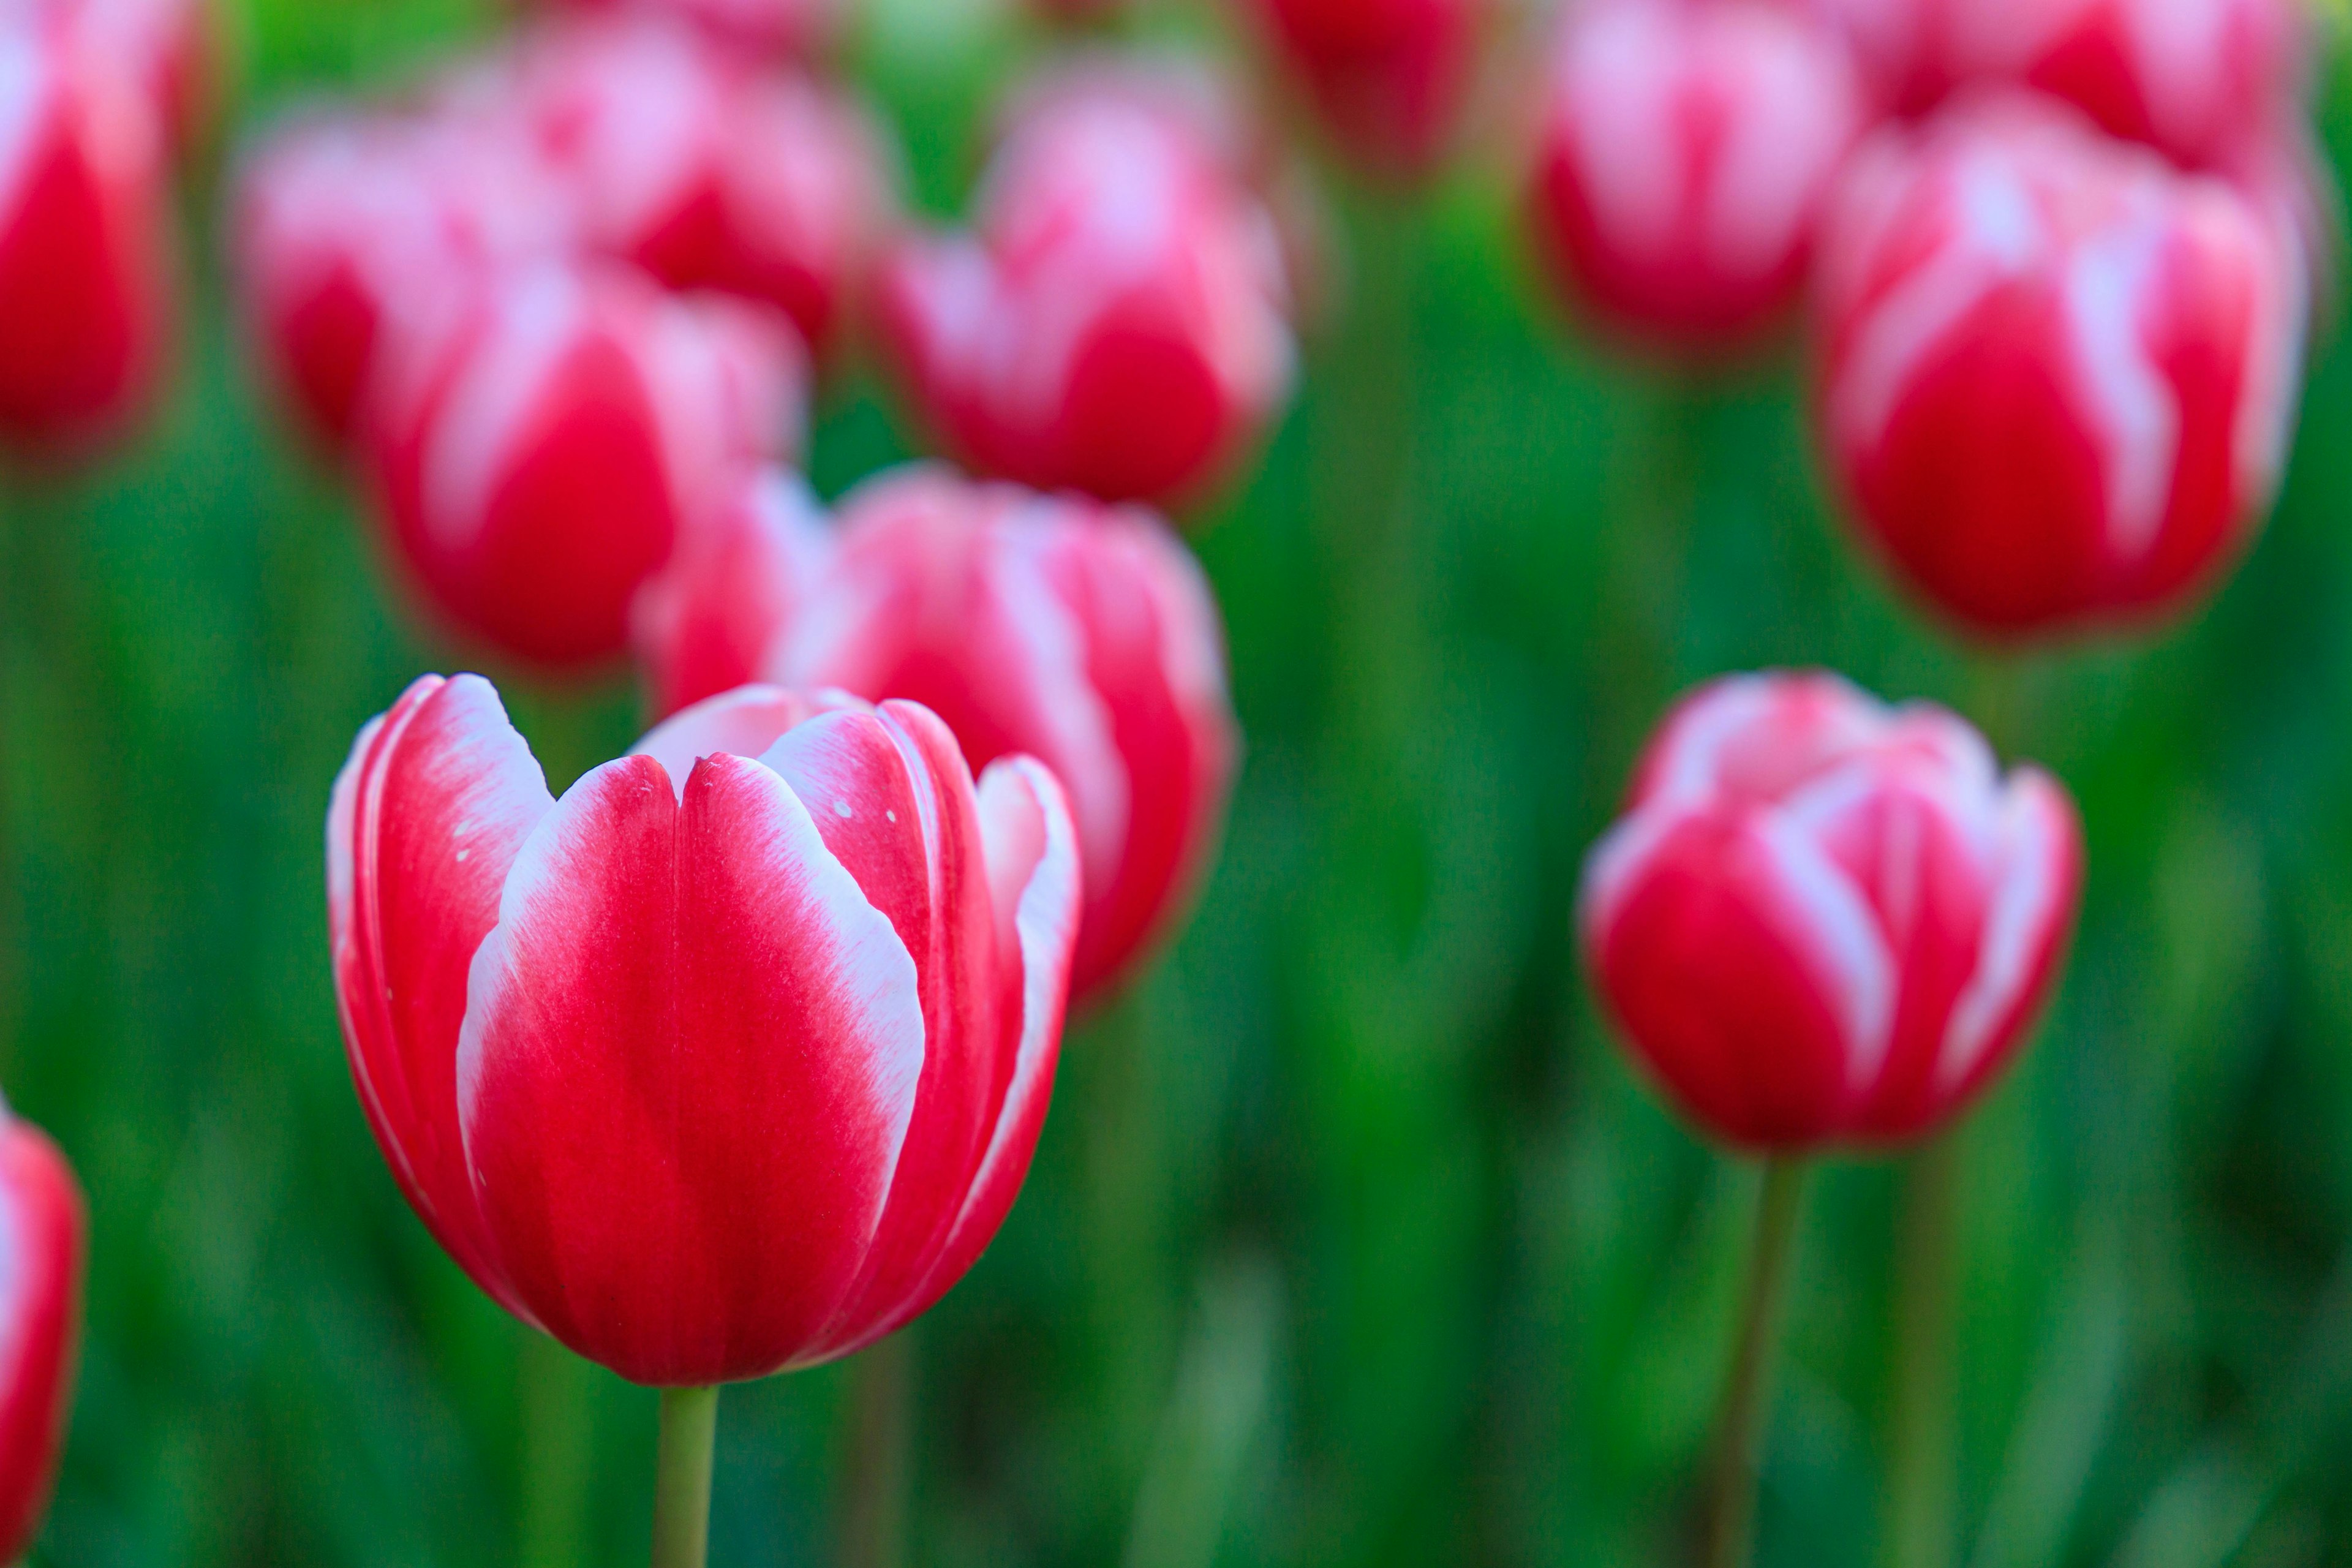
[1814,92,2307,639]
[1580,670,2082,1150]
[0,1107,85,1564]
[53,0,217,153]
[0,6,173,450]
[538,0,837,59]
[878,63,1295,508]
[1240,0,1485,177]
[636,464,1240,1005]
[1527,0,1865,352]
[365,262,805,671]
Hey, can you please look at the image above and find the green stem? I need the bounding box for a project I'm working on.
[840,1335,914,1568]
[1885,1133,1964,1568]
[651,1386,720,1568]
[1708,1159,1809,1568]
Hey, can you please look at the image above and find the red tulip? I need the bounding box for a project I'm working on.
[473,15,894,360]
[1580,671,2082,1151]
[233,116,567,450]
[1243,0,1484,176]
[367,262,806,671]
[0,6,172,449]
[538,0,837,59]
[328,673,1080,1385]
[1528,0,1865,352]
[0,1109,83,1562]
[637,464,1240,1005]
[878,63,1294,508]
[1815,92,2306,638]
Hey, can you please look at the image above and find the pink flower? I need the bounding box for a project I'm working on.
[327,674,1080,1386]
[1528,0,1865,352]
[636,464,1241,1006]
[1580,671,2082,1151]
[366,262,805,671]
[0,5,173,450]
[0,1109,84,1562]
[537,0,838,60]
[1243,0,1485,176]
[50,0,217,154]
[878,63,1294,508]
[1814,92,2306,638]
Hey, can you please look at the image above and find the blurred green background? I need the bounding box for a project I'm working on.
[7,1,2352,1563]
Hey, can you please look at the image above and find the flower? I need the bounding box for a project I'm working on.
[1814,91,2307,638]
[326,674,1081,1385]
[636,464,1240,1005]
[878,62,1294,508]
[1579,671,2082,1150]
[365,262,805,670]
[1528,0,1864,352]
[0,1107,85,1561]
[1242,0,1485,176]
[537,0,838,60]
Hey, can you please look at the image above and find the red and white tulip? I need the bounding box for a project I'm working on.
[537,0,837,60]
[1814,92,2307,638]
[368,262,805,671]
[328,674,1080,1385]
[636,464,1241,1006]
[1581,671,2083,1150]
[1528,0,1866,351]
[879,63,1294,508]
[1242,0,1485,177]
[0,1107,84,1563]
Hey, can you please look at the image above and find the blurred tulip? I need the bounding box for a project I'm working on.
[1815,93,2307,638]
[476,15,895,360]
[55,0,217,152]
[327,673,1080,1385]
[1580,671,2082,1151]
[538,0,836,59]
[637,464,1240,1005]
[0,1107,83,1563]
[0,5,172,449]
[232,116,567,450]
[1243,0,1484,176]
[367,263,805,671]
[880,66,1294,507]
[1528,0,1865,352]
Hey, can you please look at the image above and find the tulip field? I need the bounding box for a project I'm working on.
[9,0,2352,1563]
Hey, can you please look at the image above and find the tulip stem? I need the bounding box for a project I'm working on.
[651,1385,720,1568]
[1886,1131,1964,1568]
[1707,1159,1809,1568]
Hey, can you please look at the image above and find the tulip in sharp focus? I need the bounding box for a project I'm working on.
[1243,0,1485,176]
[0,4,172,449]
[1580,671,2082,1151]
[1815,92,2307,638]
[0,1106,85,1562]
[1528,0,1865,352]
[636,463,1240,1006]
[879,64,1295,508]
[328,674,1080,1385]
[366,262,805,671]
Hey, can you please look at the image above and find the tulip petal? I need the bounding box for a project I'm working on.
[631,682,853,803]
[1935,770,2082,1098]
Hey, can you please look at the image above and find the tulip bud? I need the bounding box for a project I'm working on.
[637,464,1240,1005]
[538,0,837,59]
[1240,0,1485,177]
[879,65,1295,507]
[367,263,807,671]
[1580,671,2083,1150]
[0,6,172,450]
[328,673,1080,1384]
[1814,92,2307,638]
[1528,0,1865,352]
[0,1109,85,1563]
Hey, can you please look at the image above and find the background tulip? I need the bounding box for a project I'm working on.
[365,263,805,671]
[1580,671,2084,1150]
[0,1109,85,1564]
[636,464,1240,1006]
[327,673,1082,1385]
[0,5,173,449]
[878,63,1295,508]
[1528,0,1865,352]
[1240,0,1484,177]
[538,0,837,60]
[1814,92,2308,638]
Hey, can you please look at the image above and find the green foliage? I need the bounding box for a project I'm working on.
[5,2,2352,1564]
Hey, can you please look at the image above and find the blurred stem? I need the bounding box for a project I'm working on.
[1708,1159,1809,1568]
[651,1385,720,1568]
[518,1332,595,1568]
[840,1333,914,1568]
[1886,1131,1965,1568]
